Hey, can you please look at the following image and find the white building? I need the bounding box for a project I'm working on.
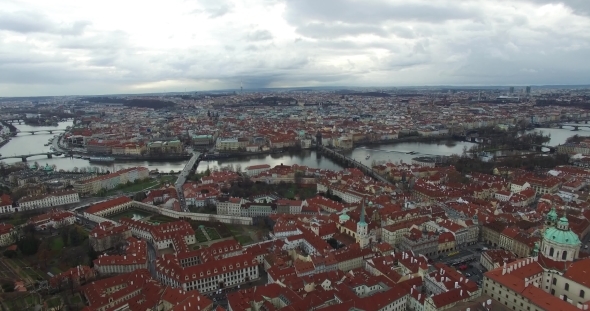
[18,190,80,210]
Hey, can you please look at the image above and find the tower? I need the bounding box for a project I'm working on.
[240,80,243,94]
[544,206,558,231]
[357,199,369,248]
[539,210,581,268]
[316,131,322,147]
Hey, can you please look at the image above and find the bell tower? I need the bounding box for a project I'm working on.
[357,199,369,248]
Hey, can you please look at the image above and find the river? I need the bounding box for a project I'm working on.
[0,122,584,173]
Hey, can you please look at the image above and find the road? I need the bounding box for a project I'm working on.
[175,151,201,212]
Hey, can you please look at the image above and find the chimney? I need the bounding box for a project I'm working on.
[455,282,458,288]
[460,289,463,296]
[418,294,421,300]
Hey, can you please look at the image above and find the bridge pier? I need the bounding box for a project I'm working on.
[47,154,52,159]
[21,157,27,162]
[48,130,53,134]
[574,126,579,131]
[560,125,563,129]
[30,131,35,135]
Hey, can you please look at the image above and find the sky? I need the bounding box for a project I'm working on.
[1,0,590,96]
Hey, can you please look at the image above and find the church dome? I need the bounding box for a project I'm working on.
[544,225,581,246]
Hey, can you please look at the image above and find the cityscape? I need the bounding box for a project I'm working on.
[2,0,590,311]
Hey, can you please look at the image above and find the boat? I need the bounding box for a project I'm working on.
[365,155,370,160]
[44,143,49,146]
[82,156,90,160]
[89,156,115,163]
[54,153,62,156]
[74,155,82,159]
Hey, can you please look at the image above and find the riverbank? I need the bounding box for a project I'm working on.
[354,135,455,147]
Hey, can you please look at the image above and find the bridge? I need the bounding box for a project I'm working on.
[0,151,69,162]
[16,129,67,135]
[530,144,557,152]
[317,145,392,185]
[559,124,590,131]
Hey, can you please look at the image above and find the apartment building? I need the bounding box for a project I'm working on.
[215,137,249,151]
[18,190,80,210]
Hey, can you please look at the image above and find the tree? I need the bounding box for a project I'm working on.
[235,164,242,173]
[17,235,41,256]
[294,171,304,184]
[73,167,79,173]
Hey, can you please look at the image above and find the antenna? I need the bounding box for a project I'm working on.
[241,80,243,94]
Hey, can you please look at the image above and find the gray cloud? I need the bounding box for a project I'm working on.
[1,0,590,95]
[0,10,90,35]
[247,30,273,41]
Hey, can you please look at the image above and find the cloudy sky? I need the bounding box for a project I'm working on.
[1,0,590,96]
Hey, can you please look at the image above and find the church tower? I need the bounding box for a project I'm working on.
[357,199,369,248]
[539,211,581,268]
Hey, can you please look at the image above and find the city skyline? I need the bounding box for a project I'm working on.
[1,0,590,96]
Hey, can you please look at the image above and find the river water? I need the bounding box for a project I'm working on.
[0,122,583,173]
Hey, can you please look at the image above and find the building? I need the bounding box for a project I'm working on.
[83,196,133,222]
[483,208,587,311]
[74,167,149,195]
[155,248,259,294]
[49,265,96,290]
[93,237,148,275]
[18,190,79,210]
[0,223,16,247]
[28,209,76,230]
[244,164,271,176]
[119,218,196,251]
[81,269,213,311]
[88,222,132,252]
[217,197,246,216]
[0,194,14,214]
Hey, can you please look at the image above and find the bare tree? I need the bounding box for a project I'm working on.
[235,164,242,173]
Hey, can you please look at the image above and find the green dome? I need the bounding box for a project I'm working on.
[544,227,581,246]
[339,212,350,222]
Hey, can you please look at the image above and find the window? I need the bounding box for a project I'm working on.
[563,295,568,301]
[565,283,570,291]
[549,248,555,256]
[562,251,568,260]
[581,290,585,298]
[552,278,557,285]
[551,289,555,295]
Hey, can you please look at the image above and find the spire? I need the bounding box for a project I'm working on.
[359,198,366,224]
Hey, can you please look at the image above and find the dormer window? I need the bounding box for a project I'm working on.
[207,271,211,275]
[223,267,226,271]
[237,263,240,268]
[214,269,217,273]
[230,265,233,269]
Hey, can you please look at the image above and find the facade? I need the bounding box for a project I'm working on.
[0,223,16,247]
[84,196,133,223]
[74,167,149,195]
[244,164,271,176]
[0,194,14,214]
[216,197,246,216]
[18,190,80,211]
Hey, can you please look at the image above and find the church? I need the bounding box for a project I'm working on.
[483,206,590,311]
